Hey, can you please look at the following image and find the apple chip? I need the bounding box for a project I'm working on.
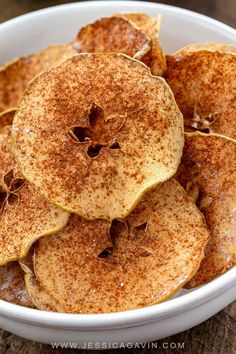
[117,13,161,36]
[0,108,16,128]
[74,16,151,60]
[116,13,166,76]
[0,126,69,265]
[165,51,236,138]
[0,44,77,113]
[13,53,183,220]
[177,132,236,287]
[173,42,236,58]
[0,262,32,306]
[25,273,65,312]
[20,257,65,312]
[33,180,209,313]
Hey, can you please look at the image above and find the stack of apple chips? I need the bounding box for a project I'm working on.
[0,14,235,313]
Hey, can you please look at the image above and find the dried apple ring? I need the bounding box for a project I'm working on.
[74,16,151,60]
[172,42,236,59]
[0,44,77,113]
[178,132,236,287]
[13,53,183,220]
[116,13,166,76]
[165,50,236,138]
[0,126,69,265]
[33,180,209,313]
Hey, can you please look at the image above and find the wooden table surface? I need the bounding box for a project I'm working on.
[0,1,235,353]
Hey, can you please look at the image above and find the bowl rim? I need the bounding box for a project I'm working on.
[0,0,235,329]
[0,267,235,329]
[1,0,236,43]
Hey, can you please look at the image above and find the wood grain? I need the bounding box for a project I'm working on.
[0,0,235,353]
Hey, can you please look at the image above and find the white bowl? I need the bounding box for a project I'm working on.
[0,1,235,348]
